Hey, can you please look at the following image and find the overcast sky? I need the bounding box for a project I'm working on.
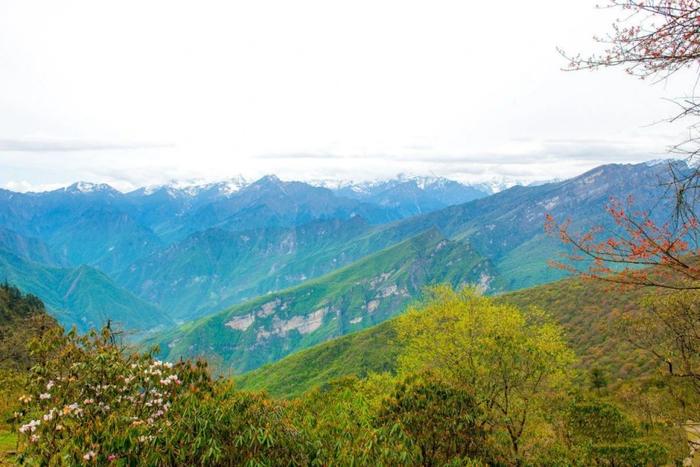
[0,0,693,192]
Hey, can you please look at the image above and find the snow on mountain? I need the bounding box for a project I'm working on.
[139,176,249,198]
[63,182,119,194]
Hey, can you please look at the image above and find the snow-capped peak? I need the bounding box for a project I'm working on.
[141,176,249,198]
[411,176,447,190]
[65,181,115,194]
[644,158,675,167]
[203,176,249,195]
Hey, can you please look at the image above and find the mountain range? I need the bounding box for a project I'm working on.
[0,161,687,371]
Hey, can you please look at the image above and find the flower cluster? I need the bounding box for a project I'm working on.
[13,328,197,464]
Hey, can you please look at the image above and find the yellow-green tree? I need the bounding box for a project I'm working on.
[395,286,576,463]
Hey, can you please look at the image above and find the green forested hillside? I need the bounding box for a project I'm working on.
[0,284,57,370]
[0,284,60,461]
[235,275,661,397]
[0,249,172,333]
[151,229,493,373]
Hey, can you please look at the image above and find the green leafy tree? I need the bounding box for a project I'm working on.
[395,285,576,463]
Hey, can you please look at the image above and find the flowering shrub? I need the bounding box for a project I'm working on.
[13,327,213,464]
[11,326,315,465]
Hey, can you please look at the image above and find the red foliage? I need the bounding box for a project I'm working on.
[564,1,700,79]
[546,197,700,290]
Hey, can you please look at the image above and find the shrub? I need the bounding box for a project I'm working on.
[14,327,213,464]
[376,372,487,466]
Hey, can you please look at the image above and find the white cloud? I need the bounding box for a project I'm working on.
[0,0,693,189]
[4,180,64,193]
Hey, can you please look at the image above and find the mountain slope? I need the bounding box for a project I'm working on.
[0,185,163,273]
[0,283,58,371]
[0,227,67,267]
[46,206,163,274]
[0,249,172,333]
[118,216,447,321]
[234,320,398,398]
[350,161,688,291]
[235,274,661,398]
[117,217,379,320]
[151,229,493,373]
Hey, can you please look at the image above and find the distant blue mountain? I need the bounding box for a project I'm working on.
[0,163,688,331]
[330,175,491,216]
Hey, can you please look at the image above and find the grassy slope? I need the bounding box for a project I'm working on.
[235,276,659,398]
[151,229,493,373]
[235,321,398,398]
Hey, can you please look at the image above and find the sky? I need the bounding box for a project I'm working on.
[0,0,694,192]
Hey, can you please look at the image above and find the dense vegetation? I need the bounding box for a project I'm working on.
[0,284,59,463]
[236,274,658,397]
[4,285,692,465]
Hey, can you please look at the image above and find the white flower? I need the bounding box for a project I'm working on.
[19,419,40,433]
[46,380,55,390]
[84,398,94,404]
[39,393,51,400]
[83,450,96,460]
[159,374,180,386]
[30,434,40,443]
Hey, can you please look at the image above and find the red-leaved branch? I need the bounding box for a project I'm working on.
[545,196,700,289]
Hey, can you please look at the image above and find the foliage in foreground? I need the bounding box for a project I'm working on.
[8,286,691,465]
